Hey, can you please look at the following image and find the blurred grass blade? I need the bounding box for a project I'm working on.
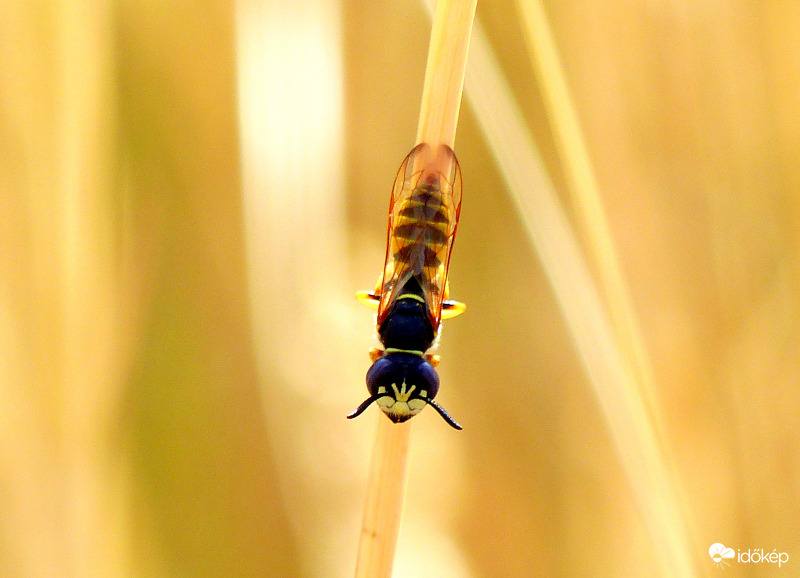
[236,0,361,575]
[463,17,698,577]
[0,1,134,575]
[514,0,665,433]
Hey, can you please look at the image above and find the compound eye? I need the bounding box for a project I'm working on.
[365,356,395,396]
[416,360,439,399]
[366,352,439,400]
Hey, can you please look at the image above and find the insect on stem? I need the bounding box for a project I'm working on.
[352,1,476,577]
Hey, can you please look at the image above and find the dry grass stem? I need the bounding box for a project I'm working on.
[354,1,476,576]
[466,17,698,577]
[513,2,698,573]
[353,418,412,577]
[514,0,665,432]
[416,0,476,148]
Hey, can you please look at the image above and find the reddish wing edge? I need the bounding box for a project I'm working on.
[374,143,462,333]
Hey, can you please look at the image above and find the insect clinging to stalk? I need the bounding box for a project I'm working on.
[349,143,466,429]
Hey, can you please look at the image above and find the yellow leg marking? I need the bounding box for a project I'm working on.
[356,290,380,309]
[425,354,440,367]
[441,299,466,319]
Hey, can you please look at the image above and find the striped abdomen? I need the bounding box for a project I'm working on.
[391,180,450,292]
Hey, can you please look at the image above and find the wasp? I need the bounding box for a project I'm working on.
[348,143,465,429]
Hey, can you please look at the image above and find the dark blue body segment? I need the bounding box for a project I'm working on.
[378,286,435,352]
[348,273,462,429]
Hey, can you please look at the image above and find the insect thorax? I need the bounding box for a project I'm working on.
[378,290,435,353]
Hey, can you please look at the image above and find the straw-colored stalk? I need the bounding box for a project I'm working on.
[353,1,476,576]
[514,0,665,433]
[512,2,697,574]
[463,5,698,576]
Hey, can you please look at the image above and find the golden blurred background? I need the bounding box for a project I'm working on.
[1,0,799,576]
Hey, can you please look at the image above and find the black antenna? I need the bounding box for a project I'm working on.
[346,395,380,420]
[426,398,463,430]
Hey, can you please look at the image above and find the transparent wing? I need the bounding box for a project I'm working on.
[375,143,462,332]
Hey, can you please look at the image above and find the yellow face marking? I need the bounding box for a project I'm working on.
[392,380,416,402]
[377,379,427,419]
